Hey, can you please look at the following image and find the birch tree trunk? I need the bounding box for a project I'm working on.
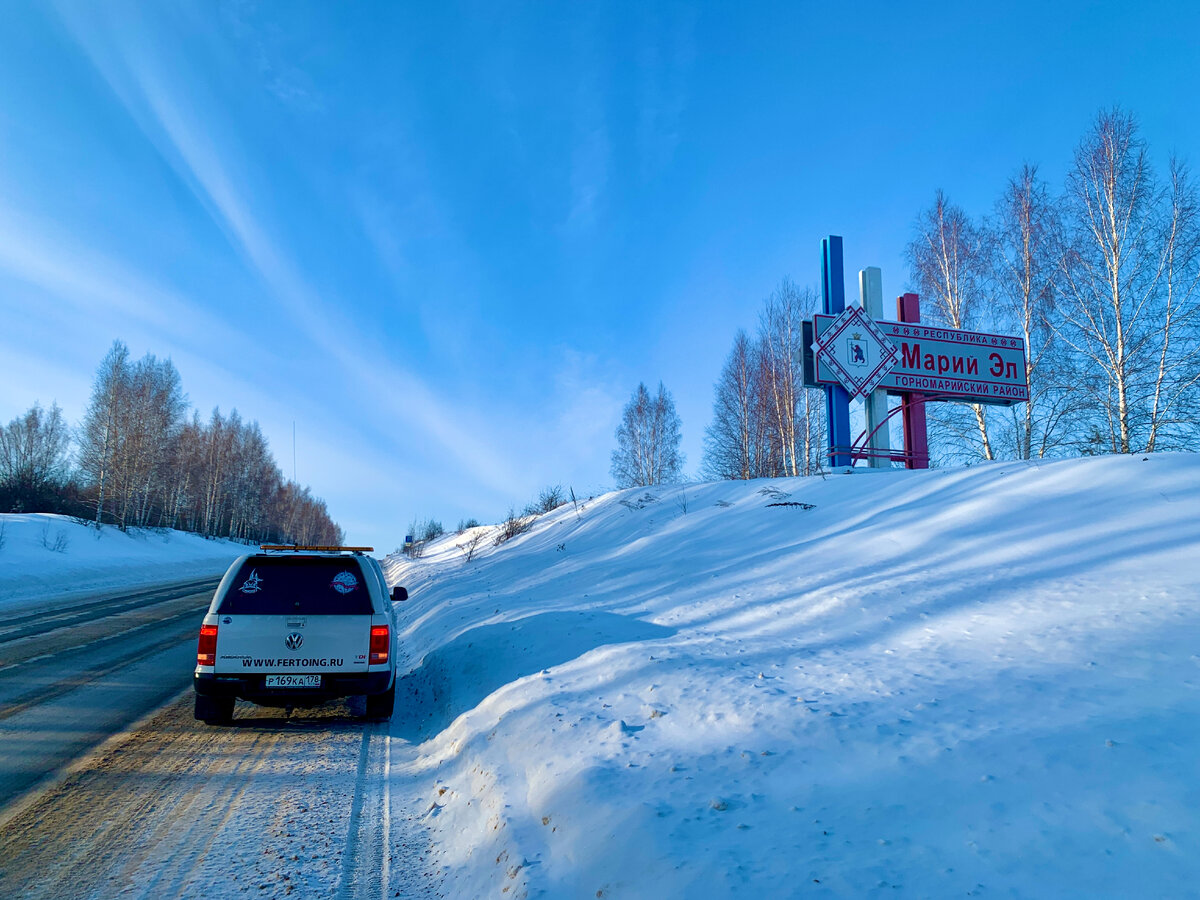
[1057,108,1173,454]
[907,191,996,460]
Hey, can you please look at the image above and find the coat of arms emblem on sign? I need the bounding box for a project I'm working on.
[847,333,868,367]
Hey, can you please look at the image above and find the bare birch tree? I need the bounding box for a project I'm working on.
[0,403,71,510]
[77,341,131,527]
[118,355,186,528]
[907,188,1003,458]
[612,381,684,488]
[1057,108,1200,453]
[704,283,826,481]
[907,190,997,461]
[1145,158,1200,449]
[703,330,765,479]
[988,164,1081,458]
[759,280,818,476]
[163,412,204,531]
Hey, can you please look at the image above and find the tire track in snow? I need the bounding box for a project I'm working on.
[113,729,278,899]
[336,723,389,900]
[0,693,441,899]
[0,700,371,898]
[0,704,227,897]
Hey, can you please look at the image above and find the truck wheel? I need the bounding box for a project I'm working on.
[195,693,235,725]
[364,683,395,721]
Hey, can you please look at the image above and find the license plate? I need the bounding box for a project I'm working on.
[265,674,321,688]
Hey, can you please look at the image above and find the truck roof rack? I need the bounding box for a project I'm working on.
[258,544,374,553]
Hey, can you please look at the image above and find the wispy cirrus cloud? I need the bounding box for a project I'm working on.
[0,204,244,353]
[49,1,525,496]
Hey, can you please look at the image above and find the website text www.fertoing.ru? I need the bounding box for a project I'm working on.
[238,658,346,667]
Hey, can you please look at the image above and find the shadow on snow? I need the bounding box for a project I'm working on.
[392,610,674,742]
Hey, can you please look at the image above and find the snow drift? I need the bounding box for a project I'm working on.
[0,513,244,608]
[385,454,1200,898]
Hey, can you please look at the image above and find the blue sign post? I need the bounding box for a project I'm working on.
[821,236,853,468]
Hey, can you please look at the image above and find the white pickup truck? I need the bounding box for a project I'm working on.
[193,546,407,724]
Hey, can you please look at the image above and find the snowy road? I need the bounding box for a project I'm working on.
[0,579,438,899]
[0,577,220,808]
[0,697,435,899]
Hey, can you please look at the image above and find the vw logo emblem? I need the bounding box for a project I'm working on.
[284,632,304,650]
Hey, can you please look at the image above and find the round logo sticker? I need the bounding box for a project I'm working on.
[330,571,359,594]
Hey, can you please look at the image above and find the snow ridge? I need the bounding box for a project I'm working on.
[385,454,1200,898]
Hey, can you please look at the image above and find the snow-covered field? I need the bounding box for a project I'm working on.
[4,457,1197,898]
[385,454,1200,898]
[0,513,245,607]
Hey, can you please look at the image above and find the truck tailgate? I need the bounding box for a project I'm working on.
[214,615,370,673]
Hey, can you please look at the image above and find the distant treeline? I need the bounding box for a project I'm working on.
[0,340,343,545]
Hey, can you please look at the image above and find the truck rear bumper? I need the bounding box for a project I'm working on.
[194,670,393,705]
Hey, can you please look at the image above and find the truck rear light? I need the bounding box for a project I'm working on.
[369,625,390,665]
[197,624,219,666]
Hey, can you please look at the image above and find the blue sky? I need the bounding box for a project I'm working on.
[2,1,1198,548]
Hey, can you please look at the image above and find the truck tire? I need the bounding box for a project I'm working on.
[364,683,395,721]
[195,693,235,725]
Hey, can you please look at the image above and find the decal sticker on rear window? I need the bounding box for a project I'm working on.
[218,559,372,615]
[330,571,359,594]
[239,569,264,593]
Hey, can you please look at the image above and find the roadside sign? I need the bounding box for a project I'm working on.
[809,307,899,399]
[813,314,1029,405]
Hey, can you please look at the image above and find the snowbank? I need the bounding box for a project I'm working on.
[386,454,1200,898]
[0,514,245,608]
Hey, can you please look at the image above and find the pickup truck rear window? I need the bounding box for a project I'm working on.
[217,557,374,615]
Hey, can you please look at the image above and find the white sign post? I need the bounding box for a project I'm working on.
[859,267,890,468]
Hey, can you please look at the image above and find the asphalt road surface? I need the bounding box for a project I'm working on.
[0,577,221,809]
[0,579,436,899]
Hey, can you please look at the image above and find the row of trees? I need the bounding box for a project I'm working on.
[702,280,827,480]
[609,281,828,490]
[1,340,343,545]
[908,108,1200,462]
[609,283,828,491]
